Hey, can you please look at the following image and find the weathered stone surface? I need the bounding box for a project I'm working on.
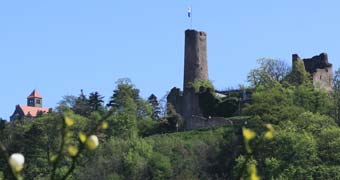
[187,116,245,129]
[183,30,208,89]
[182,88,202,129]
[292,53,333,91]
[167,87,183,116]
[167,29,209,130]
[302,53,332,74]
[182,30,209,129]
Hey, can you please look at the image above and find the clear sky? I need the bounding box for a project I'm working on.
[1,0,339,119]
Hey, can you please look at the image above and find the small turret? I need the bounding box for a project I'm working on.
[27,89,43,107]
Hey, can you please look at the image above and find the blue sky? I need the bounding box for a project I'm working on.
[1,0,339,119]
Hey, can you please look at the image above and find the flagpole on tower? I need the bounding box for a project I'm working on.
[188,6,192,29]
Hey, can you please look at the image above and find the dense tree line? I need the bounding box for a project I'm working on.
[1,60,340,179]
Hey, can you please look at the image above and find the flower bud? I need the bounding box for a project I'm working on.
[64,117,74,127]
[242,128,256,141]
[101,121,109,130]
[264,124,274,140]
[9,153,25,172]
[79,132,87,143]
[68,146,79,157]
[85,135,99,150]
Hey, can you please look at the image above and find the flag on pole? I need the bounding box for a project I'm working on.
[187,6,192,18]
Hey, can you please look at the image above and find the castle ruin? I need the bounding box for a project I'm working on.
[167,29,233,130]
[167,30,208,129]
[168,29,334,130]
[292,53,333,91]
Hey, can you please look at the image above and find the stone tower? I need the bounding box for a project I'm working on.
[183,29,209,89]
[167,29,209,129]
[27,89,43,107]
[182,29,209,129]
[292,53,333,91]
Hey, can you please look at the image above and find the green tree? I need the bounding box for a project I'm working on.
[166,103,183,131]
[88,91,104,112]
[107,78,140,109]
[136,99,153,120]
[147,94,161,120]
[318,127,340,163]
[57,95,77,112]
[259,130,318,179]
[0,118,6,137]
[148,152,172,180]
[243,83,297,124]
[22,124,49,179]
[332,68,340,125]
[73,89,91,116]
[107,79,140,138]
[285,59,311,85]
[293,83,332,115]
[247,58,291,87]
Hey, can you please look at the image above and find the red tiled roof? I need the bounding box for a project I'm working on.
[18,105,49,117]
[27,89,42,99]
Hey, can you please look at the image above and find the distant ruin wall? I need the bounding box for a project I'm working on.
[167,87,183,116]
[188,116,245,130]
[292,53,333,91]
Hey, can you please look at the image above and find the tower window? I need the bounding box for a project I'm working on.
[36,99,41,104]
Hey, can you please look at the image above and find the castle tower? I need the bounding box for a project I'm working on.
[27,89,43,107]
[182,29,209,129]
[183,29,209,89]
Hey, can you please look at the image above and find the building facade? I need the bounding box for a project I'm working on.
[10,90,50,121]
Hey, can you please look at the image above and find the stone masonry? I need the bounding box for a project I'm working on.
[168,29,335,130]
[292,53,333,91]
[167,29,211,130]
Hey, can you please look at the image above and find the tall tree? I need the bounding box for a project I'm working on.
[57,95,77,112]
[148,94,161,120]
[248,58,291,87]
[0,118,6,138]
[107,78,141,138]
[89,91,104,112]
[285,59,311,86]
[107,78,140,109]
[73,89,91,116]
[333,68,340,125]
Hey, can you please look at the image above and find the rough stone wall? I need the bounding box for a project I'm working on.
[292,53,333,91]
[188,116,245,129]
[182,30,209,129]
[313,68,333,91]
[167,29,209,130]
[302,53,331,74]
[182,88,203,129]
[167,87,183,116]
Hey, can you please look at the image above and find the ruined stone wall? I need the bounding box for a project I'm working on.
[167,87,183,116]
[292,53,333,91]
[303,53,331,74]
[188,116,245,130]
[182,88,203,129]
[312,68,333,92]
